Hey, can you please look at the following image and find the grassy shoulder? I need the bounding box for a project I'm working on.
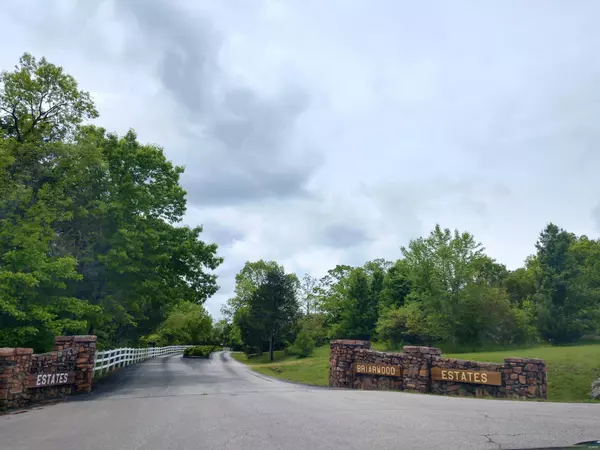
[446,344,600,402]
[231,346,330,386]
[230,343,600,402]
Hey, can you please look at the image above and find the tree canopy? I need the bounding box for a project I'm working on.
[223,261,299,359]
[0,53,222,351]
[3,53,598,355]
[228,223,600,356]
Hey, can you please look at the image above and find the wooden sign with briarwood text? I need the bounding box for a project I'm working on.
[431,367,502,386]
[354,363,402,377]
[25,372,75,388]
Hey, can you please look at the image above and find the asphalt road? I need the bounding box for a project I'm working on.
[1,352,599,450]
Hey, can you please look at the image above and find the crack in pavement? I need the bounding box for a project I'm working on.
[483,434,503,449]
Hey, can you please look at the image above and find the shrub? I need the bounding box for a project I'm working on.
[286,330,315,358]
[183,345,219,358]
[297,314,329,347]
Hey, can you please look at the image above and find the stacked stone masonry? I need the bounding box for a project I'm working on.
[329,340,547,400]
[0,335,96,411]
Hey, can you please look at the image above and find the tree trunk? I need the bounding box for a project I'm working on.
[269,330,274,361]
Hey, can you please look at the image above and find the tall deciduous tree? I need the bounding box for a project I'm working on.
[504,257,538,306]
[221,260,282,320]
[299,273,319,315]
[379,259,411,312]
[251,267,299,361]
[0,53,222,350]
[534,224,600,343]
[145,303,213,346]
[0,53,97,143]
[56,128,222,346]
[342,268,378,339]
[230,261,299,359]
[316,264,353,331]
[319,262,384,340]
[0,54,100,350]
[377,225,530,348]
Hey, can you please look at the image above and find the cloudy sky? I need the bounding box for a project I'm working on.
[3,0,600,318]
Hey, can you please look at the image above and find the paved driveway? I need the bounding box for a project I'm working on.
[1,352,598,450]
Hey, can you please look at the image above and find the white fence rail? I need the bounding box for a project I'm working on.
[94,345,191,375]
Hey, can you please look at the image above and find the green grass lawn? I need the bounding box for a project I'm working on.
[231,346,331,386]
[446,344,600,402]
[231,343,600,402]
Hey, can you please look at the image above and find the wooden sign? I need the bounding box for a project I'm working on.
[26,372,75,388]
[354,363,402,377]
[431,368,502,386]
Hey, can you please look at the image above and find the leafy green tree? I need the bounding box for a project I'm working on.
[221,259,282,320]
[396,224,530,347]
[296,313,328,346]
[316,264,353,331]
[534,224,600,343]
[234,305,262,354]
[399,225,487,343]
[342,268,379,339]
[230,261,299,359]
[252,266,299,360]
[224,261,286,353]
[369,265,385,308]
[0,53,97,143]
[504,258,538,306]
[56,128,222,346]
[0,54,100,351]
[0,53,222,350]
[376,301,433,347]
[475,258,508,287]
[145,303,213,346]
[566,236,600,337]
[212,319,231,346]
[287,329,315,358]
[379,259,411,312]
[363,258,393,275]
[320,265,380,340]
[212,319,243,350]
[452,282,533,347]
[299,273,319,315]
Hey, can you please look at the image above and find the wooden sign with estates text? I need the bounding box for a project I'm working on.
[431,367,502,386]
[354,363,402,377]
[25,372,75,388]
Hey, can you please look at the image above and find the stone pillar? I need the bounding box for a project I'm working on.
[402,346,441,393]
[503,357,547,399]
[54,335,97,393]
[0,347,33,410]
[329,340,371,388]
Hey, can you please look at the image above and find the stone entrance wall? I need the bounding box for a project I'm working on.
[329,340,547,400]
[0,335,96,411]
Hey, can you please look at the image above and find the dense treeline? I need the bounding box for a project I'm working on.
[223,224,600,358]
[4,53,599,357]
[0,54,222,351]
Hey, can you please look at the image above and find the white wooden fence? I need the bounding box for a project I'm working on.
[94,345,191,376]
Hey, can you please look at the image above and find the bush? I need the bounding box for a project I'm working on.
[286,330,315,358]
[376,303,434,347]
[183,345,219,358]
[297,314,329,347]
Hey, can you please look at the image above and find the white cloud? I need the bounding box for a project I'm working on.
[3,0,600,318]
